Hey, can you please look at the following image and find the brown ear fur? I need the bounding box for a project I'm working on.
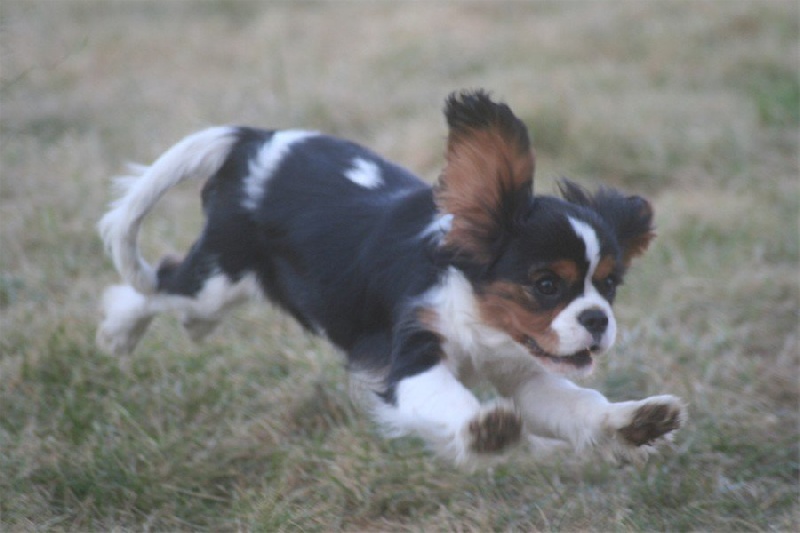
[617,196,656,269]
[620,199,655,268]
[436,91,535,263]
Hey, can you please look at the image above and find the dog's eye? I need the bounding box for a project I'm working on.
[599,275,620,297]
[533,275,561,297]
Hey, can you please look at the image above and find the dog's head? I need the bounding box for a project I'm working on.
[435,90,654,375]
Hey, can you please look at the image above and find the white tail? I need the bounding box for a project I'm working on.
[98,127,238,294]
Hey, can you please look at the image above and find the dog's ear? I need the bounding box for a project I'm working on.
[559,180,655,267]
[435,90,535,264]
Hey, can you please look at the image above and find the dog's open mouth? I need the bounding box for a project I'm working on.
[524,336,593,369]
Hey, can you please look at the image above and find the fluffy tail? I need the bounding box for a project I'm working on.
[98,127,238,294]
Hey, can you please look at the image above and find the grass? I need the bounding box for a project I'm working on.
[1,1,798,531]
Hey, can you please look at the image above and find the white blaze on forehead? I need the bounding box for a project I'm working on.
[242,129,317,210]
[568,217,601,275]
[345,157,383,189]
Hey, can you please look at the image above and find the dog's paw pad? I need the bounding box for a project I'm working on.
[618,401,683,446]
[468,404,522,454]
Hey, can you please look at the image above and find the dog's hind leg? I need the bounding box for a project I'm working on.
[97,284,157,356]
[155,247,261,343]
[98,240,260,355]
[177,273,260,342]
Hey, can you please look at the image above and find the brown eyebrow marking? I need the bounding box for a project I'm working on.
[592,255,617,281]
[546,260,581,285]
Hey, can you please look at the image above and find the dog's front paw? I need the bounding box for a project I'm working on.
[467,401,522,454]
[605,395,687,465]
[618,397,684,446]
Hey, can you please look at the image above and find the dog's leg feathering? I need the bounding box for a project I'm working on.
[508,373,686,465]
[96,285,156,356]
[97,272,261,355]
[372,364,522,466]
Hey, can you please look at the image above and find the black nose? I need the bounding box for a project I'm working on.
[578,309,608,336]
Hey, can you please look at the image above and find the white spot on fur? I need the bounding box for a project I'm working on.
[421,267,482,355]
[242,130,317,210]
[420,213,453,243]
[345,157,383,189]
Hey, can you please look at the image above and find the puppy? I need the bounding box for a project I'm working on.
[98,90,685,466]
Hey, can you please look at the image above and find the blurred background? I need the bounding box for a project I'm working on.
[1,2,797,531]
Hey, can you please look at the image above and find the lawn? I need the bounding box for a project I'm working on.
[1,1,797,531]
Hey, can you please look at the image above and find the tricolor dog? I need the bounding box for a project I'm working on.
[98,90,686,466]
